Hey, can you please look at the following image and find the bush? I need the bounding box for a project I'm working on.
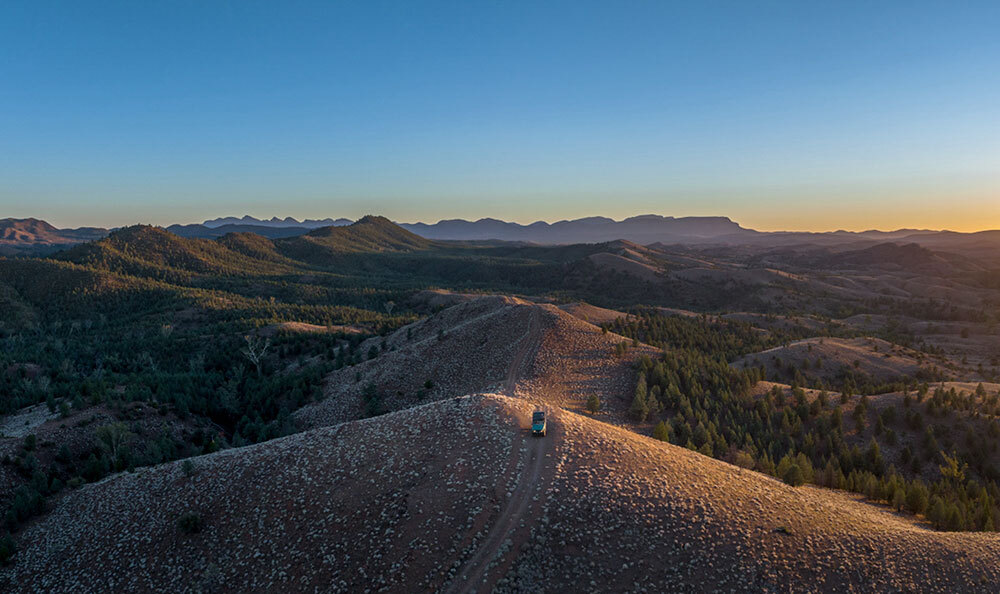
[67,477,85,489]
[182,460,195,477]
[585,394,601,414]
[0,534,15,565]
[729,450,756,470]
[177,512,203,534]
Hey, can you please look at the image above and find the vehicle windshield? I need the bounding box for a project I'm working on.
[532,412,544,422]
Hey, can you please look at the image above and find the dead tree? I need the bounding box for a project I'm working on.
[242,334,271,376]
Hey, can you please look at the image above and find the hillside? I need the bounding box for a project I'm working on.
[0,218,59,242]
[733,336,959,384]
[0,257,161,305]
[275,215,435,264]
[0,218,107,255]
[55,225,295,278]
[6,394,1000,592]
[295,295,656,428]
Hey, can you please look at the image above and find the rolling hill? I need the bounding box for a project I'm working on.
[6,393,1000,592]
[54,225,295,278]
[273,216,437,265]
[734,337,959,384]
[295,295,657,428]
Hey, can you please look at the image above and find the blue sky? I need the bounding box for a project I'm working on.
[1,1,998,230]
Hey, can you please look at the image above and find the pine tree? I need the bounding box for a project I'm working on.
[783,464,805,486]
[652,421,670,442]
[892,488,906,512]
[906,481,929,515]
[629,377,649,422]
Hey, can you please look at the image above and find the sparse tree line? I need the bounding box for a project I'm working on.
[0,416,209,563]
[629,348,1000,532]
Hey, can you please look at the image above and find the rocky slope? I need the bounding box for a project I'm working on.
[6,394,1000,592]
[295,295,656,428]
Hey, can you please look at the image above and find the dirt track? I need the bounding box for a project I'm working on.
[446,308,552,593]
[446,417,551,593]
[503,308,541,394]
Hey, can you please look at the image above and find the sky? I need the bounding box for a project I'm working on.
[1,1,998,231]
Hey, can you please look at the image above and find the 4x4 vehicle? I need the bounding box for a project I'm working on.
[531,411,546,436]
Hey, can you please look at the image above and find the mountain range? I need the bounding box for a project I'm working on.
[3,214,999,260]
[201,215,353,229]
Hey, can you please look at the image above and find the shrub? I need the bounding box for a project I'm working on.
[177,512,203,534]
[585,394,601,414]
[67,477,85,489]
[182,460,195,477]
[0,534,15,565]
[729,450,756,470]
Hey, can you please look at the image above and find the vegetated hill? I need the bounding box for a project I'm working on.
[294,295,656,428]
[763,242,983,275]
[0,257,160,305]
[6,394,1000,592]
[274,216,436,264]
[745,378,1000,480]
[215,232,298,266]
[0,401,214,521]
[720,311,834,334]
[0,218,107,255]
[54,225,296,278]
[733,336,957,384]
[582,240,668,283]
[0,281,35,328]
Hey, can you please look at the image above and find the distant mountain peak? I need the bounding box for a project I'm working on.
[202,215,352,229]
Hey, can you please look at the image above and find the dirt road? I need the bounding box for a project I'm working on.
[502,308,542,394]
[447,420,550,593]
[444,309,552,593]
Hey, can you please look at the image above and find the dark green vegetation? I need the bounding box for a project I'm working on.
[605,308,818,362]
[618,311,1000,532]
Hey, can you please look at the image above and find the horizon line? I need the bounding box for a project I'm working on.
[7,212,1000,235]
